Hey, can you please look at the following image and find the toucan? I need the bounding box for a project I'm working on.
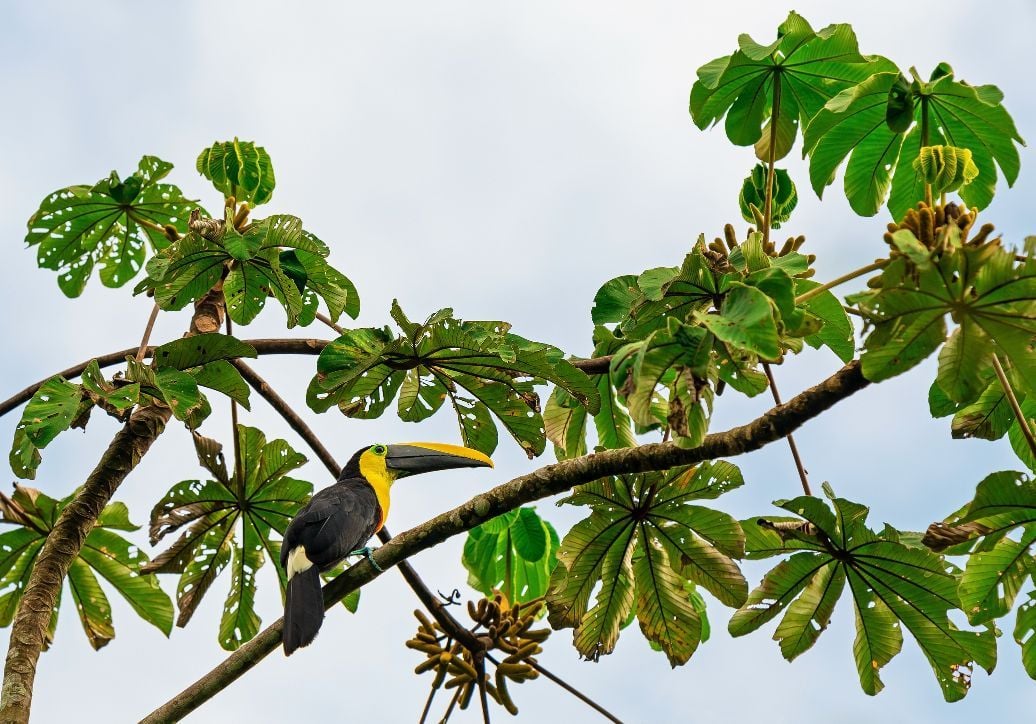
[280,442,493,655]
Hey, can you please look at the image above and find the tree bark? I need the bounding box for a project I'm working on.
[0,404,171,723]
[141,361,867,723]
[0,289,226,723]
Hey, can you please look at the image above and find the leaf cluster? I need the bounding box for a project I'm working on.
[738,484,995,701]
[308,301,600,458]
[26,156,197,296]
[462,507,559,604]
[0,484,172,650]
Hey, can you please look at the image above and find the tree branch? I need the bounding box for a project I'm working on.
[0,405,171,724]
[140,361,868,723]
[1,340,610,419]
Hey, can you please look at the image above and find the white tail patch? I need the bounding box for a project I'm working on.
[286,546,314,579]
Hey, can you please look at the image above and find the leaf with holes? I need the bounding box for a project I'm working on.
[9,377,84,480]
[141,425,313,649]
[546,463,745,665]
[738,487,995,701]
[26,156,197,295]
[0,484,172,650]
[308,302,599,458]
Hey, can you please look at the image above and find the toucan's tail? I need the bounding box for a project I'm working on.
[283,566,323,655]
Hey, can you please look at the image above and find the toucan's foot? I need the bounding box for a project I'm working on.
[349,546,383,572]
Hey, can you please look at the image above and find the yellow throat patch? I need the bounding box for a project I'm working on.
[359,449,397,531]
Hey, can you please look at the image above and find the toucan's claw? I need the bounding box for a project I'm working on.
[350,546,383,572]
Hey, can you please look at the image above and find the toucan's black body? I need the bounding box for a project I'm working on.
[280,443,492,655]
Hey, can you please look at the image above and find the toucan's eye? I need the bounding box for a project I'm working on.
[371,444,387,456]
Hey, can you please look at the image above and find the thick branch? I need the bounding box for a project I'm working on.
[0,291,226,723]
[141,361,868,723]
[0,404,171,723]
[1,340,609,419]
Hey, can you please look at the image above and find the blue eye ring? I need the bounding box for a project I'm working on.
[371,444,387,456]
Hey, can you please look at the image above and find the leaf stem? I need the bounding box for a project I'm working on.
[136,303,160,361]
[226,317,244,485]
[762,72,782,247]
[315,311,345,335]
[992,354,1036,460]
[763,363,811,496]
[793,260,887,306]
[439,687,462,724]
[419,682,439,724]
[921,95,933,208]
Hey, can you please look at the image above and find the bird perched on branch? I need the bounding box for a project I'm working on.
[280,442,493,655]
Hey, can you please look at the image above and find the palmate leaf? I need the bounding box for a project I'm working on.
[926,471,1036,678]
[308,302,599,458]
[737,488,995,701]
[197,139,276,206]
[138,211,352,329]
[462,507,560,604]
[10,364,143,480]
[856,245,1036,405]
[547,463,745,665]
[142,425,314,650]
[0,484,172,650]
[690,11,891,161]
[26,156,197,296]
[805,66,1024,218]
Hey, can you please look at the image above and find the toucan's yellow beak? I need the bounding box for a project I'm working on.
[385,443,493,476]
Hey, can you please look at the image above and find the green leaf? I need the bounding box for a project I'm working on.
[142,426,312,648]
[634,538,703,667]
[805,69,1024,218]
[462,508,559,603]
[739,165,798,228]
[197,139,276,205]
[191,360,252,409]
[592,275,640,325]
[544,387,588,460]
[858,249,1036,397]
[309,303,599,458]
[0,484,172,648]
[795,279,855,363]
[691,12,890,159]
[1016,592,1036,679]
[152,333,257,371]
[549,466,744,665]
[26,156,197,295]
[737,491,996,701]
[10,377,84,480]
[951,378,1016,440]
[1008,399,1036,472]
[698,283,780,360]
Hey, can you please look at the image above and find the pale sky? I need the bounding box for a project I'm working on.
[1,2,1034,722]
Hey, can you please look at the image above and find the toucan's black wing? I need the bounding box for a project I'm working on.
[281,479,380,572]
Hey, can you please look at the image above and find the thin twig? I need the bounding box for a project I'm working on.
[992,354,1036,459]
[763,363,811,496]
[476,656,491,724]
[419,682,439,724]
[139,361,869,724]
[761,71,782,248]
[136,303,160,361]
[507,656,623,723]
[794,260,887,306]
[438,687,462,724]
